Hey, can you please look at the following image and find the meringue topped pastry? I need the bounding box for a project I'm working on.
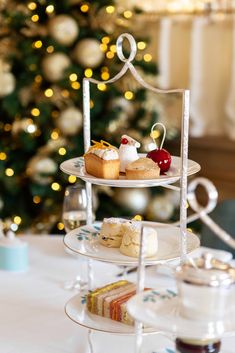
[119,135,140,173]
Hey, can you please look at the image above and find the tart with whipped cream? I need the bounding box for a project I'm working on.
[125,157,160,180]
[84,140,120,179]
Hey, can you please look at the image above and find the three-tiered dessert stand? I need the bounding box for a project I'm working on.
[60,33,201,353]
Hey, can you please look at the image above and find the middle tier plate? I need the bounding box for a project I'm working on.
[63,222,200,265]
[60,155,201,188]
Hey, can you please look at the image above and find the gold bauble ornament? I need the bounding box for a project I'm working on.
[42,53,70,82]
[0,71,15,97]
[57,107,82,135]
[27,156,57,185]
[74,38,104,68]
[114,188,150,214]
[48,15,79,46]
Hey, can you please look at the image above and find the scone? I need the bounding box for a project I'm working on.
[120,222,158,258]
[98,217,129,248]
[125,158,160,180]
[84,140,120,179]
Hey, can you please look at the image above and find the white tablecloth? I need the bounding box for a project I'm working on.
[0,236,234,353]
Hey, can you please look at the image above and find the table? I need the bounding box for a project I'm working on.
[0,236,234,353]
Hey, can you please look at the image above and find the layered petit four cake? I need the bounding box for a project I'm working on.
[125,157,160,180]
[84,140,120,179]
[98,217,132,248]
[120,222,158,258]
[86,280,136,325]
[119,135,140,173]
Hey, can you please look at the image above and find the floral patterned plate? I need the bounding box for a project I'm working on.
[127,289,235,340]
[63,221,200,265]
[60,155,201,188]
[65,292,158,335]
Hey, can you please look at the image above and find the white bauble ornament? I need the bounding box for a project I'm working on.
[49,15,79,46]
[74,38,104,68]
[166,190,180,207]
[57,107,82,135]
[0,71,15,97]
[114,188,150,214]
[42,53,70,82]
[147,195,174,221]
[27,156,57,185]
[110,97,135,118]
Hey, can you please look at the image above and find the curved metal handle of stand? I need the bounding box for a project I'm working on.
[187,177,235,250]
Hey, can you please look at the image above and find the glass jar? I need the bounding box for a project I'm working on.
[176,338,221,353]
[176,253,235,321]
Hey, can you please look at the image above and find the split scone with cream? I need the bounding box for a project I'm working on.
[86,280,136,325]
[84,140,120,179]
[98,217,133,248]
[120,222,158,258]
[125,157,160,180]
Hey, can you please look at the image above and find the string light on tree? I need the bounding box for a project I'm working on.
[68,175,77,183]
[58,147,66,156]
[33,40,42,49]
[97,83,107,91]
[28,2,37,10]
[31,14,39,22]
[44,88,54,97]
[0,152,7,160]
[46,5,54,14]
[124,91,134,100]
[144,54,152,62]
[5,168,14,177]
[137,41,146,50]
[106,6,115,13]
[80,4,89,12]
[102,36,110,44]
[84,68,93,78]
[51,182,61,191]
[57,222,64,230]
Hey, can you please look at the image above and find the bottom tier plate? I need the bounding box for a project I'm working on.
[65,293,158,335]
[127,289,235,340]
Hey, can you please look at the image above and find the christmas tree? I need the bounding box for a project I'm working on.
[0,0,178,234]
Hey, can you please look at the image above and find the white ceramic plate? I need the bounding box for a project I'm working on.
[65,293,158,335]
[63,221,200,265]
[127,289,235,340]
[60,155,201,188]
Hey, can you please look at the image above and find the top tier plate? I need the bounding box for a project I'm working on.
[60,154,201,188]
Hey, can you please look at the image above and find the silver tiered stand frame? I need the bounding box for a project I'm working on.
[82,33,190,353]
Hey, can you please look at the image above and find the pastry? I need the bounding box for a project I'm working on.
[119,135,140,173]
[125,157,160,180]
[120,222,158,258]
[86,280,136,325]
[84,140,120,179]
[98,217,132,248]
